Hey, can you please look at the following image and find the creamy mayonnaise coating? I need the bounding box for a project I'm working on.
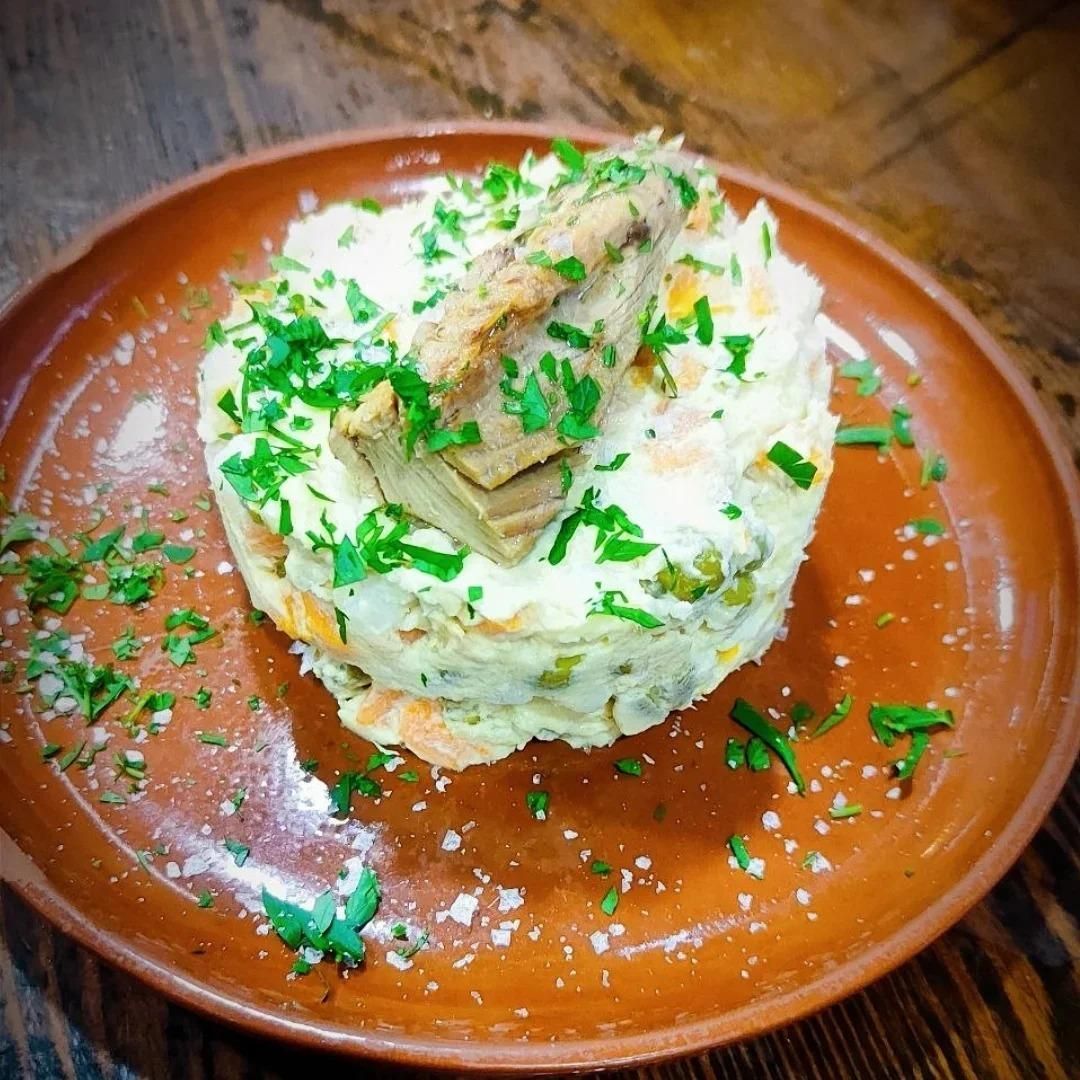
[198,136,837,767]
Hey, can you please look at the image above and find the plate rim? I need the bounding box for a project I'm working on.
[1,119,1077,1073]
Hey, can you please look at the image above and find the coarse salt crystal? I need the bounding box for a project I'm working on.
[447,892,479,926]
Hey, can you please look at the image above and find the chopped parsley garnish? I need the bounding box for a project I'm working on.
[310,502,468,586]
[589,589,662,629]
[721,503,742,519]
[724,738,745,769]
[269,254,309,274]
[0,511,38,553]
[556,360,602,442]
[196,890,214,909]
[599,886,619,917]
[835,425,892,448]
[838,358,882,396]
[595,452,629,472]
[891,404,915,447]
[591,860,612,875]
[656,164,699,209]
[810,694,853,739]
[501,370,551,433]
[869,703,954,747]
[693,296,714,346]
[111,626,143,660]
[412,288,445,314]
[396,929,429,960]
[614,757,643,776]
[337,225,356,248]
[920,451,948,487]
[675,253,726,276]
[550,137,586,176]
[197,730,228,746]
[730,253,743,286]
[525,790,550,819]
[344,280,380,324]
[829,803,863,820]
[909,517,945,535]
[638,294,685,396]
[43,660,132,722]
[163,543,196,564]
[546,321,593,349]
[548,487,657,566]
[192,686,212,709]
[560,459,573,494]
[162,609,216,667]
[761,221,773,261]
[357,197,382,214]
[719,334,754,379]
[766,442,817,490]
[23,552,83,614]
[875,612,896,628]
[745,737,770,771]
[729,697,805,794]
[528,251,587,281]
[727,835,751,871]
[330,770,383,815]
[262,867,379,969]
[223,838,250,867]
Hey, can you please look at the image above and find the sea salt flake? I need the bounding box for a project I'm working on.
[447,892,479,926]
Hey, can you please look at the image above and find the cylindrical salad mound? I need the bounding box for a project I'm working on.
[198,133,836,768]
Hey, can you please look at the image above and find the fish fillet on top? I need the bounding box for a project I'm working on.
[198,132,837,769]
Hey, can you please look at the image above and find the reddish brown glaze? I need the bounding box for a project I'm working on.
[0,125,1077,1072]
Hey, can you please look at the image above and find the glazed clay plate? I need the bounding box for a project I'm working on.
[0,124,1077,1073]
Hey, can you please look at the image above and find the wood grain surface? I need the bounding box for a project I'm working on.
[1,1,1077,1077]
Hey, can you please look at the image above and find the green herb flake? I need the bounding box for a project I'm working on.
[591,860,612,875]
[614,757,643,776]
[811,693,853,739]
[766,441,818,491]
[693,296,714,346]
[599,886,619,917]
[835,425,892,448]
[589,590,662,630]
[891,403,915,448]
[525,790,550,819]
[223,838,250,867]
[196,890,214,908]
[875,611,896,628]
[269,254,310,275]
[745,737,770,771]
[908,517,945,536]
[730,697,805,794]
[728,835,751,870]
[595,452,630,473]
[838,358,882,396]
[724,737,745,769]
[920,451,949,487]
[163,543,196,564]
[829,803,863,820]
[196,730,228,747]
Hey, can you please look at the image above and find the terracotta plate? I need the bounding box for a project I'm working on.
[1,124,1077,1073]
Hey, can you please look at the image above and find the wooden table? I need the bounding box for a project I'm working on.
[1,1,1077,1076]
